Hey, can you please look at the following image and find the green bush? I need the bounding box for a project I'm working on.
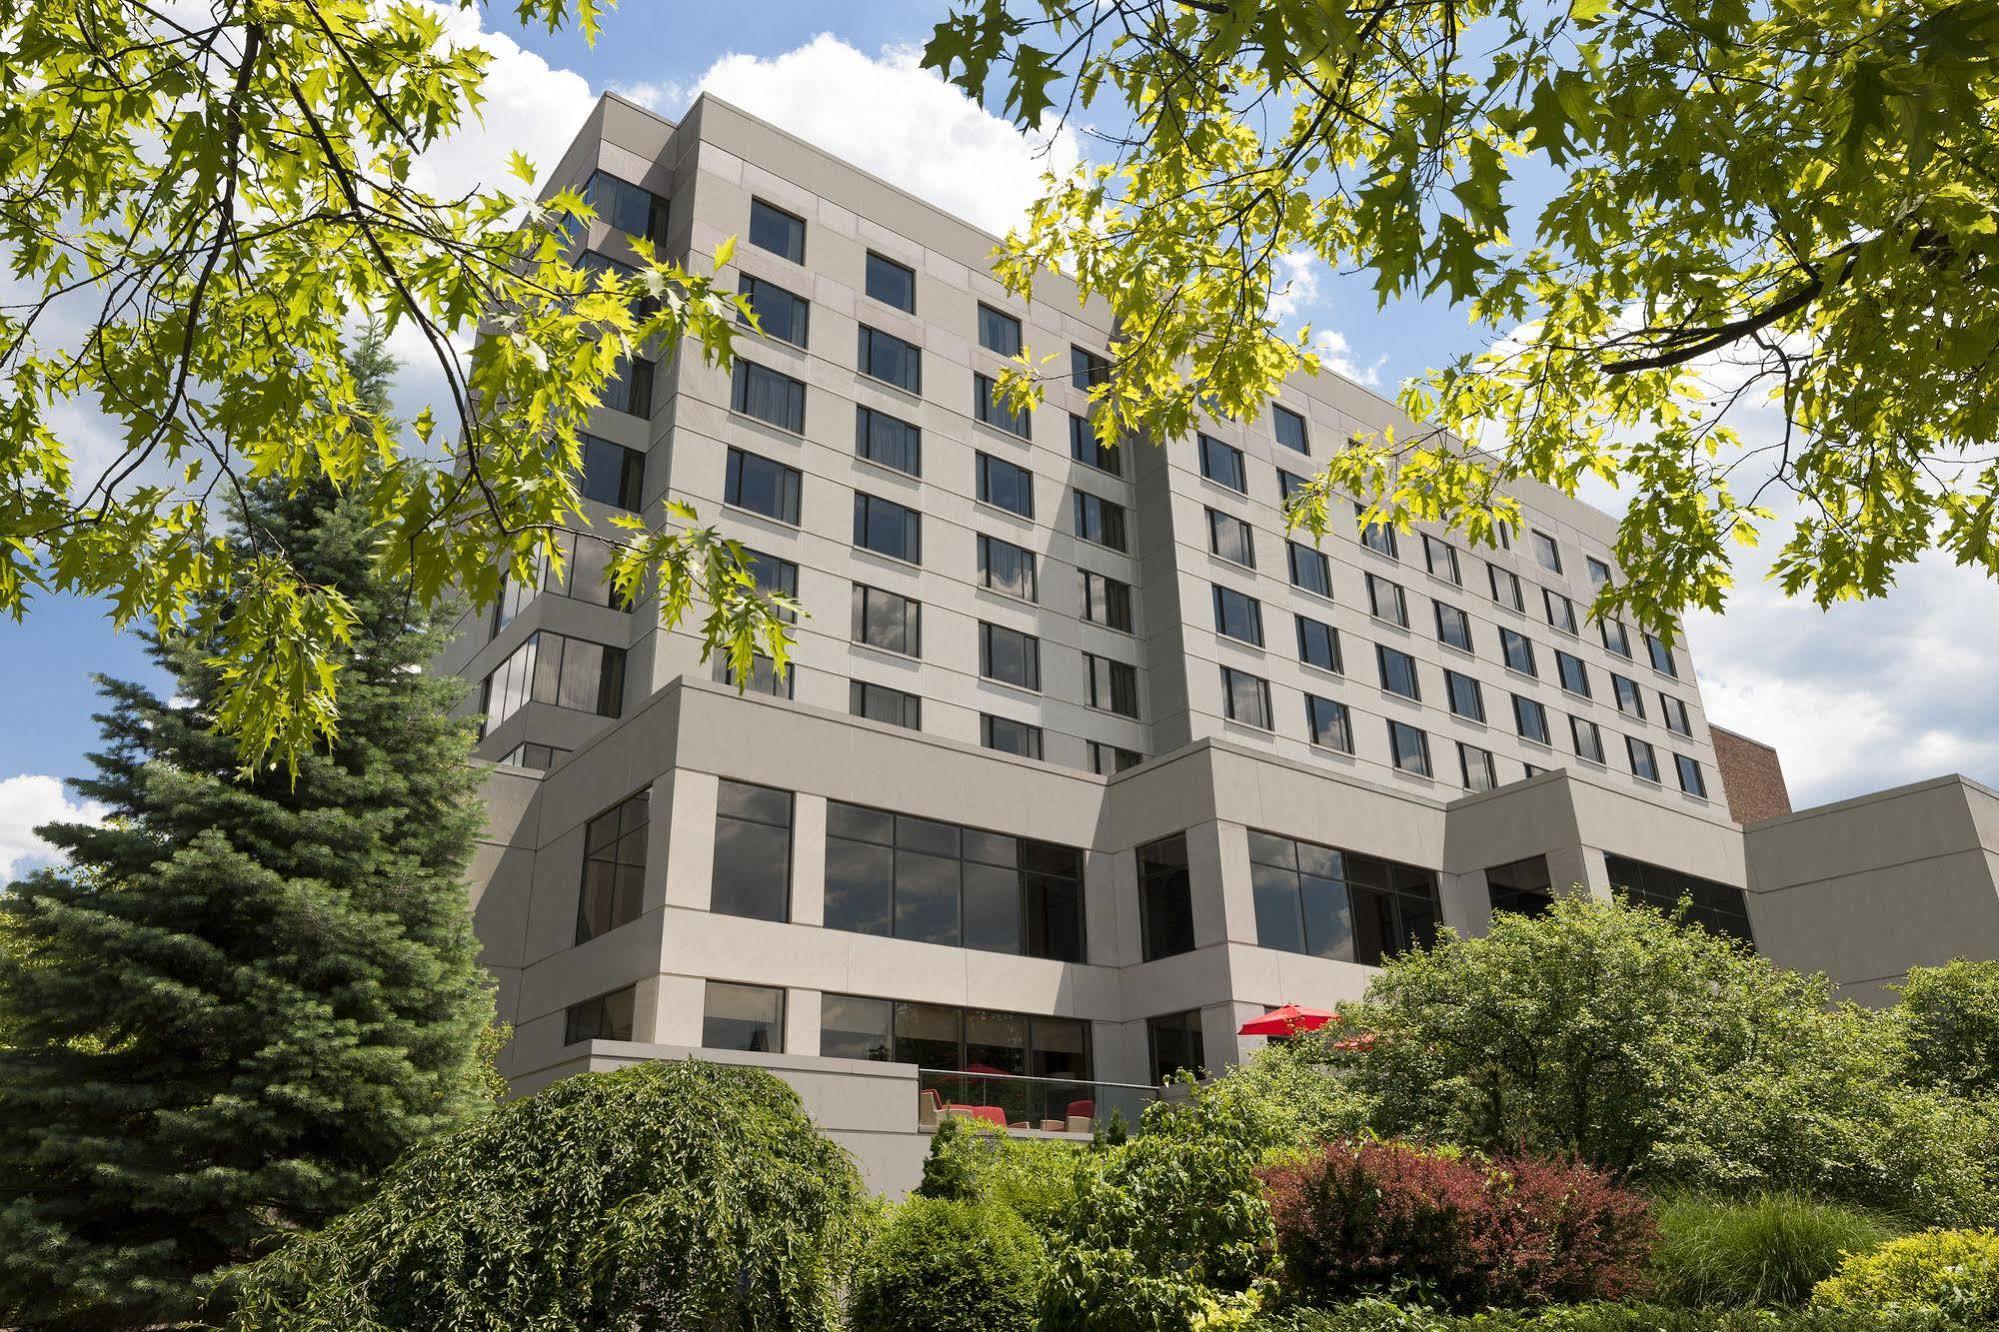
[916,1113,1089,1228]
[226,1059,864,1330]
[1649,1193,1906,1308]
[1813,1228,1999,1323]
[1142,1033,1372,1162]
[1255,1297,1961,1331]
[1895,961,1999,1101]
[847,1195,1041,1332]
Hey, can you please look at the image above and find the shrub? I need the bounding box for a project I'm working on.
[1341,897,1999,1222]
[917,1113,1089,1228]
[1813,1228,1999,1323]
[1895,960,1999,1100]
[1254,1300,1959,1331]
[1039,1132,1275,1332]
[1259,1141,1654,1312]
[1143,1033,1373,1162]
[847,1195,1041,1332]
[226,1059,864,1330]
[1650,1193,1905,1308]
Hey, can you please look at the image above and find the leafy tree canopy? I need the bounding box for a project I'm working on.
[923,0,1999,636]
[1,0,791,775]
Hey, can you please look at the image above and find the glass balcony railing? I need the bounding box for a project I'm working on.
[917,1068,1164,1134]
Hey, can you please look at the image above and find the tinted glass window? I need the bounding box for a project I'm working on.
[1071,346,1110,390]
[725,447,801,524]
[1138,834,1195,961]
[1572,715,1606,763]
[1081,571,1133,630]
[850,680,922,730]
[731,359,806,432]
[853,493,921,563]
[1198,434,1246,491]
[580,434,644,511]
[852,584,921,656]
[1676,753,1708,797]
[855,406,920,475]
[858,325,921,393]
[1378,646,1421,700]
[1298,616,1342,673]
[1513,694,1550,744]
[712,780,792,921]
[748,198,804,262]
[1085,653,1139,717]
[980,622,1040,690]
[1220,666,1272,729]
[1149,1010,1206,1083]
[1249,831,1439,963]
[1606,853,1752,943]
[979,304,1023,356]
[1459,742,1497,791]
[1436,602,1473,651]
[576,790,648,943]
[1425,535,1461,583]
[1273,405,1309,453]
[981,714,1042,759]
[1213,585,1263,645]
[866,251,916,311]
[702,981,784,1052]
[1388,720,1432,776]
[1209,509,1256,567]
[1069,414,1121,474]
[978,535,1037,601]
[977,453,1035,517]
[739,274,809,346]
[1306,695,1353,751]
[1073,491,1128,550]
[1501,627,1537,675]
[1367,573,1407,626]
[1288,541,1332,597]
[974,372,1031,436]
[1556,650,1591,697]
[1445,669,1485,721]
[1627,735,1661,783]
[565,986,636,1043]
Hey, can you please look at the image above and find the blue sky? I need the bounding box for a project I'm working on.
[5,2,1997,873]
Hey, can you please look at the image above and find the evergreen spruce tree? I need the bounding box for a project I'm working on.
[0,330,497,1330]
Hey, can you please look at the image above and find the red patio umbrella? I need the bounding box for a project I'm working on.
[1237,1003,1338,1036]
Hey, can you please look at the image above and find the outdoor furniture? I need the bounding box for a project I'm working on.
[1238,1003,1337,1036]
[1064,1098,1094,1133]
[917,1088,944,1130]
[946,1104,1007,1129]
[1039,1118,1067,1132]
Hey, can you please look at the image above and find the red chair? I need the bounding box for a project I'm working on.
[946,1104,1008,1129]
[1063,1099,1095,1132]
[1065,1099,1095,1120]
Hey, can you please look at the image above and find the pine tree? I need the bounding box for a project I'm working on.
[0,330,497,1330]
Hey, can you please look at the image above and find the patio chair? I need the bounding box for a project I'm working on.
[917,1087,943,1130]
[1064,1098,1095,1133]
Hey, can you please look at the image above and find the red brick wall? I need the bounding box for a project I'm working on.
[1710,726,1792,825]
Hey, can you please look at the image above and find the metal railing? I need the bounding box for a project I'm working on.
[917,1067,1164,1132]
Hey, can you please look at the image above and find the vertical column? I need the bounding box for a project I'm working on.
[1193,819,1254,946]
[1211,999,1265,1072]
[1439,869,1493,938]
[1088,847,1135,969]
[649,973,705,1046]
[1548,844,1610,900]
[659,769,718,911]
[791,793,828,927]
[786,987,823,1057]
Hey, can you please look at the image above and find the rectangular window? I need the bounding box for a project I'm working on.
[1587,555,1613,587]
[1220,666,1273,730]
[1288,540,1333,597]
[1198,434,1247,492]
[1627,735,1661,783]
[855,405,920,476]
[1445,669,1485,722]
[1645,631,1680,677]
[976,452,1035,518]
[1500,627,1537,676]
[1277,469,1307,507]
[1555,650,1591,698]
[499,742,569,771]
[1366,573,1408,627]
[1545,589,1578,635]
[1572,715,1606,764]
[738,273,809,347]
[979,303,1023,356]
[1149,1010,1206,1084]
[1071,345,1110,391]
[866,251,916,311]
[712,780,793,922]
[702,981,785,1053]
[820,997,1094,1094]
[607,354,654,417]
[824,802,1085,959]
[1081,570,1133,630]
[1611,672,1646,719]
[974,372,1031,437]
[1532,529,1563,574]
[1675,753,1708,798]
[978,535,1037,602]
[1073,491,1128,551]
[850,679,922,730]
[979,622,1041,690]
[981,713,1043,759]
[858,325,922,394]
[1388,720,1433,777]
[1306,695,1353,752]
[1377,645,1421,701]
[1273,404,1310,453]
[1212,585,1264,646]
[852,584,921,657]
[731,359,806,432]
[748,198,805,262]
[480,631,627,733]
[1248,830,1441,964]
[725,447,802,524]
[715,652,792,699]
[1424,535,1461,584]
[1090,742,1142,774]
[1069,414,1121,475]
[1459,742,1497,792]
[1357,504,1398,559]
[1487,854,1556,917]
[580,434,644,511]
[585,171,669,246]
[1137,834,1195,961]
[853,492,921,563]
[1605,853,1753,944]
[1435,602,1473,652]
[565,985,636,1044]
[1661,694,1692,736]
[1208,509,1256,567]
[576,790,648,944]
[1601,618,1632,657]
[1513,694,1550,744]
[1297,616,1342,673]
[1490,564,1524,612]
[1085,654,1139,718]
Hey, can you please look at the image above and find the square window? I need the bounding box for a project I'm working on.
[1071,346,1110,390]
[974,372,1031,437]
[580,434,645,511]
[978,535,1037,601]
[857,325,921,394]
[1297,616,1342,673]
[1085,653,1139,717]
[1209,509,1256,567]
[1074,491,1128,551]
[979,622,1041,690]
[1367,574,1408,627]
[866,251,916,312]
[1436,602,1473,652]
[1306,695,1353,752]
[1198,434,1247,492]
[855,406,920,476]
[976,452,1035,518]
[1288,541,1332,597]
[1444,669,1485,722]
[1424,535,1462,584]
[748,198,805,263]
[1213,584,1264,646]
[1378,645,1421,700]
[853,493,921,563]
[1513,694,1550,744]
[738,274,809,347]
[702,980,786,1053]
[724,447,802,524]
[1069,414,1121,474]
[1388,720,1432,776]
[851,584,921,657]
[979,303,1023,356]
[731,359,806,433]
[1220,666,1273,729]
[1081,570,1133,630]
[1273,404,1309,453]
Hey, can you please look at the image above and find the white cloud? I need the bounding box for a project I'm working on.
[0,775,105,881]
[1268,251,1385,387]
[659,34,1081,237]
[611,80,681,113]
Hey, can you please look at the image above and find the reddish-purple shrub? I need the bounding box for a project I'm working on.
[1257,1141,1656,1311]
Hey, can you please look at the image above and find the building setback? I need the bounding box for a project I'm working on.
[442,93,1999,1192]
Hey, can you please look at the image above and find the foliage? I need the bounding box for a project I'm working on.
[1,1,790,773]
[0,338,497,1330]
[1254,1297,1963,1332]
[1144,1034,1373,1163]
[226,1059,865,1331]
[925,1,1999,629]
[1337,897,1999,1222]
[1260,1141,1654,1312]
[847,1195,1042,1332]
[1894,961,1999,1101]
[1039,1130,1275,1332]
[1812,1229,1999,1325]
[1649,1194,1906,1309]
[917,1112,1089,1229]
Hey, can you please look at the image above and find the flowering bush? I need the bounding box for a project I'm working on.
[1259,1141,1655,1312]
[1811,1227,1999,1323]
